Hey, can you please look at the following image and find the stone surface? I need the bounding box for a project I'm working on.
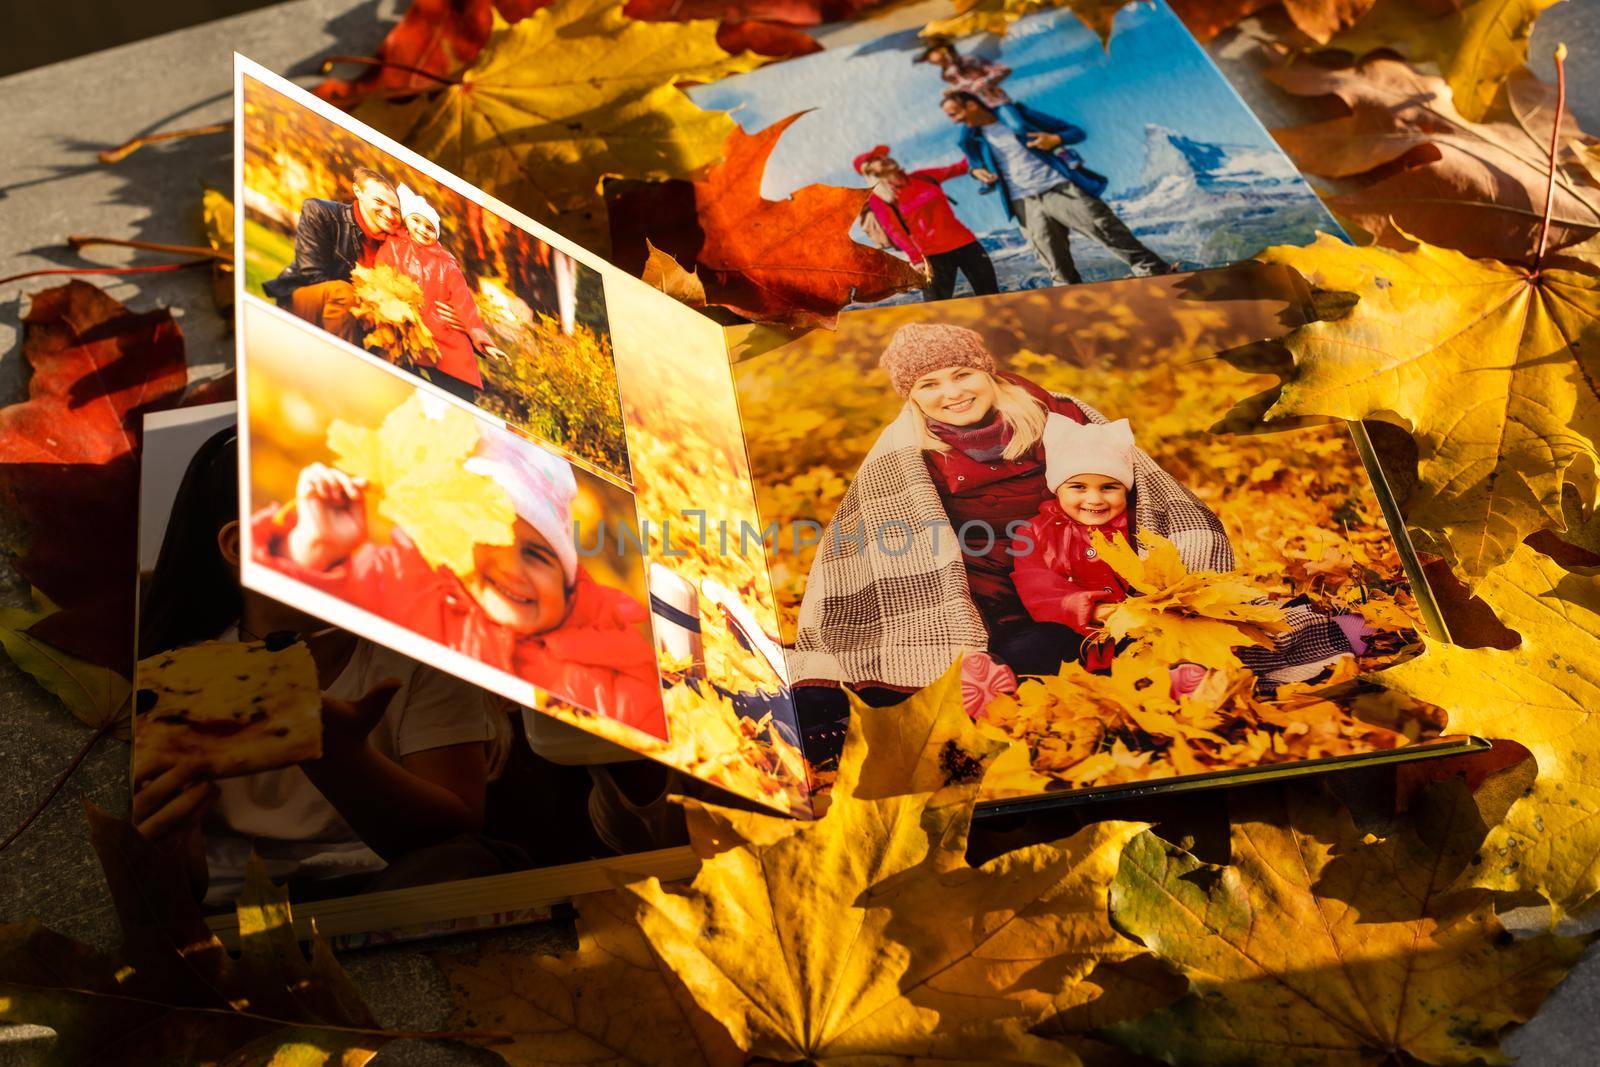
[0,1,1596,1064]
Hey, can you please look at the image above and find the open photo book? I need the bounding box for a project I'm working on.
[131,41,1482,943]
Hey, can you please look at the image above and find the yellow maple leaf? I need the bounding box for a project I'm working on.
[1259,230,1600,580]
[328,392,515,576]
[1382,543,1600,921]
[1327,0,1563,123]
[1106,782,1587,1065]
[354,0,763,242]
[622,661,1152,1063]
[923,0,1136,46]
[1094,529,1288,669]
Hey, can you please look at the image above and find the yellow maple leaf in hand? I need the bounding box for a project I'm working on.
[1093,529,1287,669]
[1383,543,1600,922]
[328,393,515,577]
[354,0,763,245]
[621,662,1153,1063]
[1259,230,1600,580]
[1106,782,1586,1065]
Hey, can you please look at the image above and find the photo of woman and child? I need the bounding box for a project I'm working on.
[241,73,627,477]
[733,272,1443,790]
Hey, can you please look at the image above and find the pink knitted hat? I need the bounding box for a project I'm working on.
[879,323,997,397]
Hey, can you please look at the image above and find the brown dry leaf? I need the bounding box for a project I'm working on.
[692,112,926,328]
[1271,57,1600,265]
[1105,782,1589,1065]
[436,891,743,1066]
[641,240,708,306]
[1258,229,1600,579]
[1169,0,1377,43]
[624,661,1151,1063]
[0,806,394,1065]
[1325,0,1564,123]
[353,0,763,246]
[1382,544,1600,922]
[1095,529,1288,670]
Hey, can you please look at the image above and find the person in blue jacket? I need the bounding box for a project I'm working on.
[941,90,1169,285]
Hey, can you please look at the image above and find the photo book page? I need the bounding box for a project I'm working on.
[129,42,1482,942]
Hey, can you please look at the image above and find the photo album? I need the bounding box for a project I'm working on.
[133,5,1483,942]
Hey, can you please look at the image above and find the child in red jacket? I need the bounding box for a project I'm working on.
[254,422,667,739]
[1010,414,1138,672]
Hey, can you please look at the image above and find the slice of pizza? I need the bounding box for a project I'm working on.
[133,640,322,781]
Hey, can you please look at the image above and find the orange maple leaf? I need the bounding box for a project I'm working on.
[693,113,925,328]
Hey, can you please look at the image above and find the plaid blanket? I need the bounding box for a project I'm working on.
[788,394,1235,689]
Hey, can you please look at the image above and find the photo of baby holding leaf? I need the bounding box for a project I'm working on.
[242,307,664,741]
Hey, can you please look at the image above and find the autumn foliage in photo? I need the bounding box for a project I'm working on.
[239,75,629,477]
[734,266,1445,794]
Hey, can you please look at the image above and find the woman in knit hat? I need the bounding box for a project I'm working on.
[254,419,666,738]
[852,145,998,302]
[790,321,1234,729]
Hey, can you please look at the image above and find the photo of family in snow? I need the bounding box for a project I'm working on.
[734,267,1450,794]
[239,74,629,478]
[688,2,1335,305]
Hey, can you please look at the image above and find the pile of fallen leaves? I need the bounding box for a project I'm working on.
[3,0,1600,1063]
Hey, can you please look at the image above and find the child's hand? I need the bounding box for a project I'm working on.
[316,678,402,763]
[481,344,509,364]
[287,463,368,570]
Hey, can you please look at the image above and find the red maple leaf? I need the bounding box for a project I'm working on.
[0,282,188,670]
[691,112,925,327]
[315,0,838,106]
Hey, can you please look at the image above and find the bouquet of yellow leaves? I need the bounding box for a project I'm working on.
[348,263,441,369]
[1092,529,1289,669]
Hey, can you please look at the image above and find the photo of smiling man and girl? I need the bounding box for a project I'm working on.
[241,73,627,478]
[666,2,1335,306]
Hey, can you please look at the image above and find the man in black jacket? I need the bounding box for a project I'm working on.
[262,167,404,341]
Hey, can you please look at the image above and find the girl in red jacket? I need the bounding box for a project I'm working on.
[1010,414,1140,672]
[254,423,667,739]
[376,184,506,401]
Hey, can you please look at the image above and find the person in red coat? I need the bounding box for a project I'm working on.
[253,422,667,739]
[1010,415,1137,671]
[376,184,507,402]
[854,145,998,302]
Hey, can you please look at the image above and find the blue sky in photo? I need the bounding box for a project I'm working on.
[689,1,1295,237]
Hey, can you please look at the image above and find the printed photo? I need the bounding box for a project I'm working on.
[239,71,628,478]
[239,302,664,740]
[733,266,1451,797]
[133,400,674,912]
[687,2,1336,304]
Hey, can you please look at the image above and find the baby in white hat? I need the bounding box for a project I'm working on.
[396,182,443,245]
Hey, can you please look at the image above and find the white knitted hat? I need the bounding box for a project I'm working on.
[464,426,579,584]
[396,183,441,230]
[1042,414,1135,493]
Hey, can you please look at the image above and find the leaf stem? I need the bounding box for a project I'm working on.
[69,235,231,264]
[1532,44,1568,273]
[0,260,215,286]
[0,716,118,854]
[100,121,231,164]
[319,53,461,87]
